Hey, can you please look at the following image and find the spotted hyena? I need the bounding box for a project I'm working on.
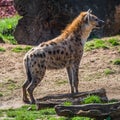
[23,10,104,103]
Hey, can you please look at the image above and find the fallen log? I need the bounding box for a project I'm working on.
[55,102,120,120]
[36,88,108,110]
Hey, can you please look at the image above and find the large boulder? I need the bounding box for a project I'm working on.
[14,0,120,45]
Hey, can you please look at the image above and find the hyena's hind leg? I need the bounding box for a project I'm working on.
[66,62,80,93]
[22,56,32,103]
[22,79,31,103]
[27,64,46,104]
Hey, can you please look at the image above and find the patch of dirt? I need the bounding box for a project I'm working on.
[0,39,120,109]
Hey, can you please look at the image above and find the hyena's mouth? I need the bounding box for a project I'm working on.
[96,20,105,28]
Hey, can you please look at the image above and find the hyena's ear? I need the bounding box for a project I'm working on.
[84,9,92,23]
[87,9,92,14]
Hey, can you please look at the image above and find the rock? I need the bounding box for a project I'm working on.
[14,0,120,45]
[0,37,5,43]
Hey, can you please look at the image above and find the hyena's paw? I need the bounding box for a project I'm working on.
[23,98,30,104]
[30,99,36,104]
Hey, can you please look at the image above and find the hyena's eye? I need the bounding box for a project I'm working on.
[91,16,98,21]
[94,17,98,21]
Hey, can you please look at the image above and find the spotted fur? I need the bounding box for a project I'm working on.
[22,10,104,103]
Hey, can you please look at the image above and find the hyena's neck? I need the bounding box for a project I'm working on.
[60,24,93,47]
[80,25,93,46]
[65,27,92,47]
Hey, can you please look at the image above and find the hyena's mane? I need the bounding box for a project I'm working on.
[61,12,87,38]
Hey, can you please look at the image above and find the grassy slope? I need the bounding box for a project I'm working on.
[0,36,120,120]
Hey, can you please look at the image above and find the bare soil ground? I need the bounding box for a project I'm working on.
[0,38,120,109]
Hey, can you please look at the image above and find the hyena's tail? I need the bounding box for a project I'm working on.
[24,55,32,82]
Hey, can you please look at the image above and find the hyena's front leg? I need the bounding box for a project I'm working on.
[66,66,74,93]
[72,65,79,93]
[71,60,80,93]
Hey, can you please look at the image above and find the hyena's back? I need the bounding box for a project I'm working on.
[25,39,79,71]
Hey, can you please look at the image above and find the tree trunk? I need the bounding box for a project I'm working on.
[55,102,120,120]
[14,0,120,45]
[36,88,108,110]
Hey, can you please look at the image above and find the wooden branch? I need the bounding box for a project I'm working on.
[36,88,108,110]
[55,102,120,119]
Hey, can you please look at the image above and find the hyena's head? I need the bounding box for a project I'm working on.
[83,9,104,29]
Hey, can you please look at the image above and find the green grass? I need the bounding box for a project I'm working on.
[109,99,119,103]
[82,95,102,104]
[0,33,17,45]
[0,111,3,117]
[4,35,17,44]
[2,79,18,92]
[85,39,109,51]
[104,68,115,75]
[12,46,32,53]
[5,79,17,91]
[5,106,56,120]
[0,93,3,97]
[0,105,93,120]
[0,15,20,44]
[112,59,120,65]
[56,80,68,85]
[108,38,119,46]
[0,15,20,34]
[71,117,91,120]
[85,37,120,51]
[118,49,120,53]
[0,47,6,52]
[63,101,72,106]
